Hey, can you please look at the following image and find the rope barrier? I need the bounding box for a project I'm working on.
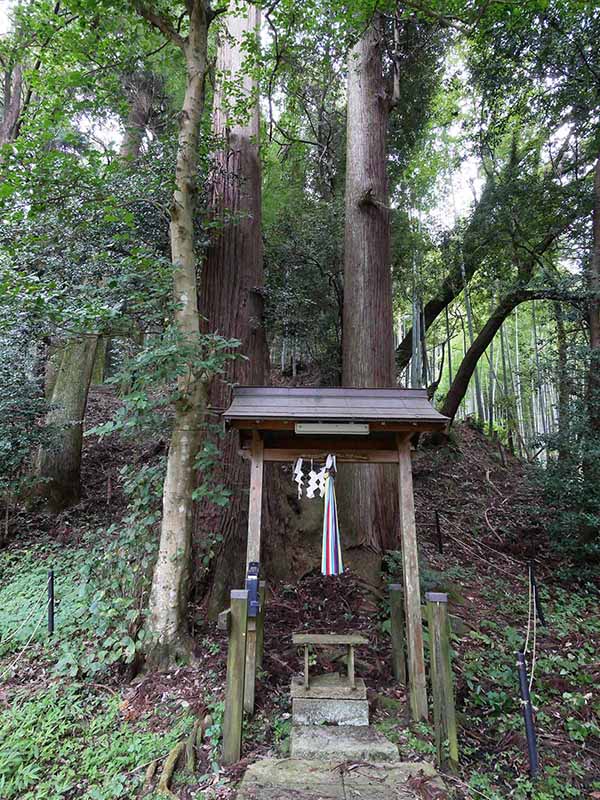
[0,582,50,646]
[523,565,533,655]
[0,599,48,682]
[523,563,538,692]
[529,590,538,692]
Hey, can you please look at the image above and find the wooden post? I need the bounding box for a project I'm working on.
[243,432,264,715]
[304,645,309,689]
[397,435,428,721]
[347,644,355,688]
[426,591,459,771]
[389,583,407,686]
[246,431,264,570]
[256,580,266,669]
[222,589,248,765]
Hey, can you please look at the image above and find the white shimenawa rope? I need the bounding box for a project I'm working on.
[529,596,537,692]
[523,567,533,655]
[0,600,48,682]
[0,584,49,646]
[522,565,538,693]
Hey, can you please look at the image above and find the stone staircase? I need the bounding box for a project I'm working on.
[289,672,399,761]
[236,671,447,799]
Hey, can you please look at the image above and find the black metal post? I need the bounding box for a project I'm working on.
[47,569,54,637]
[516,650,538,778]
[435,510,443,554]
[529,561,547,626]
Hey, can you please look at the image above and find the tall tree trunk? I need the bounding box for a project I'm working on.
[0,64,23,146]
[199,5,268,616]
[486,296,495,435]
[445,305,453,385]
[588,155,600,433]
[36,336,98,510]
[341,16,397,552]
[137,1,212,666]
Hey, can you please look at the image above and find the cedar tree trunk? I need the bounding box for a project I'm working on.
[554,302,570,462]
[199,5,268,615]
[341,17,397,552]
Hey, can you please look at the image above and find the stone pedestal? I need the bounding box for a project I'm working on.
[291,673,369,727]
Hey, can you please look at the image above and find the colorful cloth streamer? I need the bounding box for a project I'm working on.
[321,455,343,576]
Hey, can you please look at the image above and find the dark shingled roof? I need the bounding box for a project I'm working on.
[223,386,448,428]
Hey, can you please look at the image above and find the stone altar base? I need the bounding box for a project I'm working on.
[291,673,369,726]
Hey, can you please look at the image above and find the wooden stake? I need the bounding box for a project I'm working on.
[347,644,355,688]
[244,618,257,714]
[426,591,459,771]
[435,510,443,554]
[256,580,266,669]
[388,583,406,686]
[304,645,309,689]
[222,589,248,765]
[397,435,428,721]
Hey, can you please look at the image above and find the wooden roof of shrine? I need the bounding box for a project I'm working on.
[223,386,448,430]
[223,388,448,463]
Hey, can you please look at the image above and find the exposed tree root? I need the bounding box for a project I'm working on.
[157,741,185,798]
[185,721,200,772]
[139,759,157,797]
[142,713,212,798]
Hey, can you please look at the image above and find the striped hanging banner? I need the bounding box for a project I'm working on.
[321,455,343,576]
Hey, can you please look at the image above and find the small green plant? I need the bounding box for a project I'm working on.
[0,684,194,800]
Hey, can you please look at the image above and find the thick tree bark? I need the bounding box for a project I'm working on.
[198,5,268,616]
[441,288,576,422]
[36,336,98,510]
[588,156,600,433]
[0,64,23,145]
[138,1,212,666]
[341,17,397,551]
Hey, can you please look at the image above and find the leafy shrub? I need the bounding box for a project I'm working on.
[0,340,54,507]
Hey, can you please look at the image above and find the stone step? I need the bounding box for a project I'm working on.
[290,724,399,761]
[236,758,446,800]
[292,696,369,726]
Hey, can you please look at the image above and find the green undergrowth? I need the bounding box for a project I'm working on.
[459,579,600,798]
[0,683,194,800]
[0,461,163,676]
[0,536,149,676]
[373,566,599,798]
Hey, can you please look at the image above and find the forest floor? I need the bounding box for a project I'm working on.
[0,389,599,800]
